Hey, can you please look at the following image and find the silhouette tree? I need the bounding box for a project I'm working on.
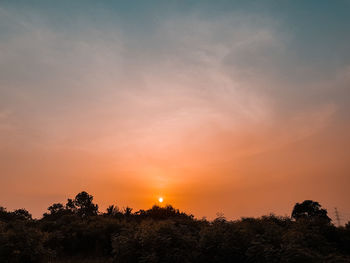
[106,205,121,217]
[0,207,32,221]
[0,206,12,222]
[3,192,350,262]
[123,206,133,217]
[65,198,76,211]
[12,209,32,221]
[73,191,98,217]
[47,203,64,215]
[291,200,331,223]
[135,205,193,220]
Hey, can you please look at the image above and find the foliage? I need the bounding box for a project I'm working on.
[1,194,349,262]
[291,200,331,223]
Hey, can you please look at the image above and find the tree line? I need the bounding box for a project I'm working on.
[0,191,350,262]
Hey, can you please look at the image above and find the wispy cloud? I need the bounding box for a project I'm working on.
[0,1,349,219]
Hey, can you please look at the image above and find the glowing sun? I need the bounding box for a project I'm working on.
[158,197,164,203]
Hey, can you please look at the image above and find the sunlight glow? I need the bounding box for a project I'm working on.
[158,197,164,203]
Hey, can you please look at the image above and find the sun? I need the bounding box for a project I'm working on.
[158,197,164,203]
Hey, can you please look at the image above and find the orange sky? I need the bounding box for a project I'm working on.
[1,114,349,221]
[0,1,350,223]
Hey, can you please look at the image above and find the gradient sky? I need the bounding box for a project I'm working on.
[1,0,350,222]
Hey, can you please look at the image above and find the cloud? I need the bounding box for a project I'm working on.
[0,1,349,218]
[0,5,343,158]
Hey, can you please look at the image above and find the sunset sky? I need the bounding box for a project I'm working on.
[1,0,350,221]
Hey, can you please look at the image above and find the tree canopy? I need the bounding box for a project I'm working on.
[291,200,331,223]
[0,193,349,263]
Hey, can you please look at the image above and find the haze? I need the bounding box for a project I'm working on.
[0,0,349,221]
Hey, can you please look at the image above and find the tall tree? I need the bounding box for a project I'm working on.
[74,191,98,217]
[291,200,331,223]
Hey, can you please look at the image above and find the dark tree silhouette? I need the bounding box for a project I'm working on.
[12,209,32,221]
[0,206,12,222]
[73,191,98,217]
[65,198,76,211]
[123,206,133,217]
[47,203,64,215]
[106,205,122,217]
[0,207,32,221]
[135,205,193,220]
[2,194,350,262]
[291,200,331,223]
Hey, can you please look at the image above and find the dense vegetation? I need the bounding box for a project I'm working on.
[1,192,349,262]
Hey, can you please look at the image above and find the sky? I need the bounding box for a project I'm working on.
[0,0,350,222]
